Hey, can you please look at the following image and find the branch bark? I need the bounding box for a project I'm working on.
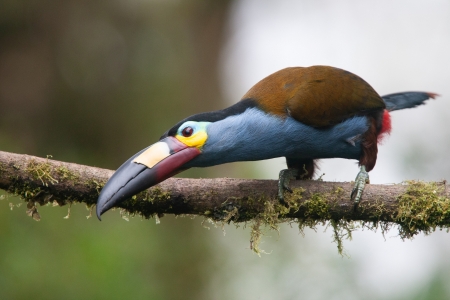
[1,150,449,238]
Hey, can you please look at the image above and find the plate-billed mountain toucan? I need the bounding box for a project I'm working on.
[96,65,437,219]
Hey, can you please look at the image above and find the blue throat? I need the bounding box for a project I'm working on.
[185,108,369,168]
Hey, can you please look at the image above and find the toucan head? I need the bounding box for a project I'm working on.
[96,119,212,219]
[96,99,259,219]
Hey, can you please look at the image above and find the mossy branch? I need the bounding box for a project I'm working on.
[1,150,450,253]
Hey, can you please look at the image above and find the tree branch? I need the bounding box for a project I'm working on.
[1,150,450,242]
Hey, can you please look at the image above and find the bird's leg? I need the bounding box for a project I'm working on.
[351,165,370,210]
[278,168,299,205]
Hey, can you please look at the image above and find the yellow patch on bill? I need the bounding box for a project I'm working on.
[133,142,171,168]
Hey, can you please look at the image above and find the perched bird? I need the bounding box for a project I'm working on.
[96,66,437,219]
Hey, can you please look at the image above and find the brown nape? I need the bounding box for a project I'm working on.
[286,158,316,179]
[359,117,379,171]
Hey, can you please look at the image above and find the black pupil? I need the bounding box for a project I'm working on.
[182,126,193,137]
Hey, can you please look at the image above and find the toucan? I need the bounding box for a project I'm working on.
[96,66,437,219]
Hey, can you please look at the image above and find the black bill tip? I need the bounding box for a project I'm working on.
[95,137,200,219]
[96,154,149,220]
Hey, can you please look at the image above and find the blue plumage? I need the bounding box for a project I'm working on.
[185,108,369,168]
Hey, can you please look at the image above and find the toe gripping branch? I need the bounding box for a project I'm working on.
[278,169,299,205]
[351,165,370,211]
[279,165,369,210]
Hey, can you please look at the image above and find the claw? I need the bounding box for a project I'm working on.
[351,165,370,211]
[278,169,298,205]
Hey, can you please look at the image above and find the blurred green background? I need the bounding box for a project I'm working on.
[1,1,450,299]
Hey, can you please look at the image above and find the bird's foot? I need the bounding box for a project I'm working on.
[351,165,370,211]
[278,169,298,205]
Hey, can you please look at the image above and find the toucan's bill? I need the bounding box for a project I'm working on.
[96,137,200,219]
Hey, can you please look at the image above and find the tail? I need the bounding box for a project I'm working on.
[382,92,438,111]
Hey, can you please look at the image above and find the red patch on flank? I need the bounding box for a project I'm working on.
[378,109,391,143]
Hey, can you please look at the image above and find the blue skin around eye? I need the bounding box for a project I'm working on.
[177,121,210,136]
[184,107,369,168]
[177,121,197,135]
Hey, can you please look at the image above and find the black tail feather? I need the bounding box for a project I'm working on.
[382,92,438,111]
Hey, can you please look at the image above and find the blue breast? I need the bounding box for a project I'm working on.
[185,108,369,168]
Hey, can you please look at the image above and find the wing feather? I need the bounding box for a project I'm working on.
[242,66,385,127]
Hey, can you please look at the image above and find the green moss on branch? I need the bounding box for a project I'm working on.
[395,181,450,238]
[1,151,450,255]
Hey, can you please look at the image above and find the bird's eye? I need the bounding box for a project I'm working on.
[182,126,194,137]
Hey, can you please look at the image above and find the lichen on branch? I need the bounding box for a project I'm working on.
[1,150,450,255]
